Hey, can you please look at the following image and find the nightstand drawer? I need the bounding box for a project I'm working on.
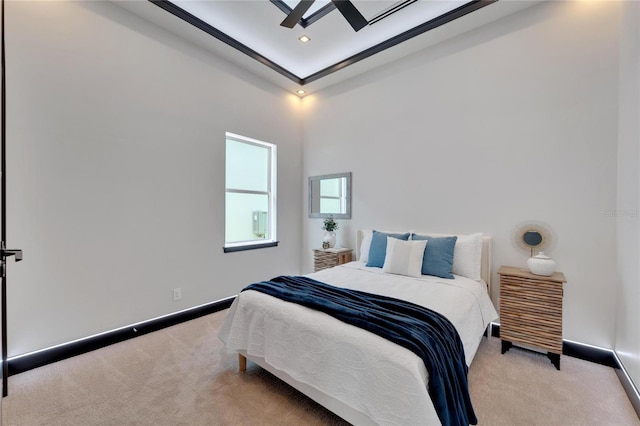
[500,328,562,353]
[500,297,562,316]
[500,310,562,329]
[500,313,562,349]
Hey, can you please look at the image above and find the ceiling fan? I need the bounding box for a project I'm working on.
[281,0,368,32]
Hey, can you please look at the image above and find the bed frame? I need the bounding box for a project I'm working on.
[237,231,493,425]
[238,349,373,424]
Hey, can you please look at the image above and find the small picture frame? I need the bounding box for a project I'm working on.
[322,241,330,249]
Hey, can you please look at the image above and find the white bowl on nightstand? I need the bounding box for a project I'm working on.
[527,252,556,276]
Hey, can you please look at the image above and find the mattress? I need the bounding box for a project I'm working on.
[218,261,498,425]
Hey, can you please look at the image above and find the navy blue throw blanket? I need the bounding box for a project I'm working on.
[243,275,477,426]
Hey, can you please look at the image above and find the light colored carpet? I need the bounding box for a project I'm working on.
[2,309,638,425]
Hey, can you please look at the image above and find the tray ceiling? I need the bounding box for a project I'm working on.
[116,1,540,95]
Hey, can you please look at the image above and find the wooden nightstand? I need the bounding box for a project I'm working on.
[498,266,567,370]
[313,248,353,272]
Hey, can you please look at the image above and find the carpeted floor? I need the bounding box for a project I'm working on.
[2,309,638,425]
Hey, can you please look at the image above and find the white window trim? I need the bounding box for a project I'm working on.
[224,132,278,252]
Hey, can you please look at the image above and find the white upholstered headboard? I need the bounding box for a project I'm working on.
[355,230,493,291]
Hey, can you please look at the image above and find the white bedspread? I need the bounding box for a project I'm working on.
[218,262,498,425]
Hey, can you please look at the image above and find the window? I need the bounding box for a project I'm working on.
[224,132,277,252]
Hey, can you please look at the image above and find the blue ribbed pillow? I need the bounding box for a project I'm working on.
[366,230,410,268]
[410,234,458,279]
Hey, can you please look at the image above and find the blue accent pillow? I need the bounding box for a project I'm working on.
[366,230,410,268]
[410,234,458,279]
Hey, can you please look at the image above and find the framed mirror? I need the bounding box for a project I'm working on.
[308,172,351,219]
[512,221,554,257]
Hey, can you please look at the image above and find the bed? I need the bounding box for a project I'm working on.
[218,230,498,425]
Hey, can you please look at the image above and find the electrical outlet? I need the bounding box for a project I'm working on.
[173,287,182,301]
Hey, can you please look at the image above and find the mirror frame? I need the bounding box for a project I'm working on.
[308,172,352,219]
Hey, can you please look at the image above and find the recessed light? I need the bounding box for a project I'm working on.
[296,89,306,96]
[298,35,310,43]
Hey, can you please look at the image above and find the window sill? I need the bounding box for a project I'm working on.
[223,241,279,253]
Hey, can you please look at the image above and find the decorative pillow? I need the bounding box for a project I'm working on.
[358,230,373,262]
[382,237,427,278]
[451,233,483,281]
[410,234,457,279]
[366,230,411,268]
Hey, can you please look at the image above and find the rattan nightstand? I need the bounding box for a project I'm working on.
[313,248,353,272]
[498,266,567,369]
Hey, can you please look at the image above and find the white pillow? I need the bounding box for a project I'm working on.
[451,233,483,281]
[358,230,373,262]
[382,237,427,278]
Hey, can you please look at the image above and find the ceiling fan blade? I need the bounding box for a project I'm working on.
[280,0,316,28]
[331,0,368,32]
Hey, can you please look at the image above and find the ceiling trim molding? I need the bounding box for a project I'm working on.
[368,0,417,26]
[149,0,497,88]
[301,0,497,85]
[149,0,303,83]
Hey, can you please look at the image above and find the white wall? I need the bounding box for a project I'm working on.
[6,1,303,357]
[615,0,640,390]
[303,1,620,348]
